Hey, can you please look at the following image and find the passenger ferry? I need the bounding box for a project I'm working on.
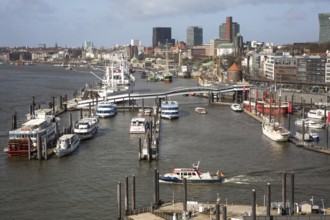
[161,101,179,119]
[159,161,225,184]
[73,116,99,140]
[95,101,117,118]
[4,109,58,157]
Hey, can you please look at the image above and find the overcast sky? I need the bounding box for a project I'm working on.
[0,0,329,48]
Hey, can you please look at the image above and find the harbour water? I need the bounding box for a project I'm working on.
[1,64,330,219]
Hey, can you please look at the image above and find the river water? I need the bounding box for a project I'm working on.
[0,64,329,219]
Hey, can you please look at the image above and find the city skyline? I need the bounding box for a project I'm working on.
[0,0,329,48]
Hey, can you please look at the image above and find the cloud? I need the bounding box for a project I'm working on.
[6,0,55,15]
[108,0,328,21]
[266,8,308,23]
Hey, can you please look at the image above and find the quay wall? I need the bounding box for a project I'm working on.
[244,215,330,220]
[276,91,329,106]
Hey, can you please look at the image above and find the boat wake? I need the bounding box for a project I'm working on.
[223,174,273,185]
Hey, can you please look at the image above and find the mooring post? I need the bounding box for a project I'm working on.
[52,96,55,115]
[183,178,187,213]
[302,121,305,141]
[154,169,158,206]
[12,112,17,130]
[291,172,294,215]
[282,172,287,215]
[216,203,220,220]
[37,134,42,160]
[117,182,121,220]
[142,98,144,109]
[32,96,35,115]
[220,205,227,220]
[125,176,129,214]
[44,136,48,160]
[80,108,83,120]
[138,138,142,160]
[28,138,31,160]
[288,113,291,130]
[267,183,271,216]
[252,189,256,220]
[157,170,160,205]
[88,103,91,117]
[132,175,136,211]
[69,113,73,133]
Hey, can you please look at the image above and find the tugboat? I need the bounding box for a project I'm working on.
[159,161,225,184]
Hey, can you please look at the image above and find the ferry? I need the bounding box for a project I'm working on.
[129,117,147,134]
[4,109,58,157]
[96,101,117,118]
[54,134,80,157]
[161,101,179,119]
[159,161,225,184]
[73,116,99,140]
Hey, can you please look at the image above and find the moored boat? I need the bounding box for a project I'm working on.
[159,161,225,184]
[53,134,80,157]
[243,100,288,115]
[161,101,179,119]
[195,107,207,114]
[129,117,147,134]
[262,116,291,142]
[295,118,325,129]
[307,109,326,120]
[231,103,243,112]
[96,101,117,118]
[73,116,99,140]
[138,108,152,116]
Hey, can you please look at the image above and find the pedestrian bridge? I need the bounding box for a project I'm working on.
[75,84,251,108]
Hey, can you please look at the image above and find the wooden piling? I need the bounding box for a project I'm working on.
[131,175,136,211]
[125,176,129,213]
[44,136,48,160]
[153,169,158,206]
[183,178,187,213]
[138,138,142,160]
[252,189,256,220]
[52,96,55,115]
[12,112,17,130]
[117,182,121,220]
[37,134,42,160]
[80,108,83,120]
[267,183,271,216]
[28,138,31,160]
[282,172,287,214]
[216,203,220,220]
[69,113,73,133]
[220,206,227,220]
[290,173,294,215]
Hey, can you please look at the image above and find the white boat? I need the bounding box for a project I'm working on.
[54,134,80,157]
[295,118,325,129]
[307,109,326,120]
[262,116,291,142]
[159,161,225,184]
[96,101,117,118]
[4,109,58,157]
[310,133,320,141]
[231,103,243,112]
[129,117,147,134]
[161,101,179,119]
[73,117,99,140]
[138,108,152,116]
[195,107,207,114]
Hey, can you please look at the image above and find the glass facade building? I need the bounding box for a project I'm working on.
[319,13,330,43]
[186,26,203,47]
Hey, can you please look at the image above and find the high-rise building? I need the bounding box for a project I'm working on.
[152,27,174,47]
[186,26,203,47]
[219,16,240,43]
[319,13,330,43]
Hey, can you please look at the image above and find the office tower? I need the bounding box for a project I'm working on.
[319,13,330,43]
[152,27,172,47]
[219,16,240,43]
[187,26,203,47]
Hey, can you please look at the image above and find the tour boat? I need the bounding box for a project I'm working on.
[262,116,291,142]
[129,117,147,134]
[231,103,243,112]
[161,101,179,119]
[159,161,225,184]
[195,107,207,114]
[54,134,80,157]
[73,116,99,140]
[295,118,325,129]
[96,101,117,118]
[4,109,58,157]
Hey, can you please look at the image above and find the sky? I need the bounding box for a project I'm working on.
[0,0,329,48]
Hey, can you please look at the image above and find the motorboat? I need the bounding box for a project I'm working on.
[307,109,326,120]
[195,107,207,114]
[231,103,243,112]
[138,108,152,116]
[161,101,179,119]
[159,161,225,184]
[4,109,58,157]
[262,116,291,142]
[54,134,80,157]
[96,101,117,118]
[129,117,147,134]
[310,133,320,141]
[73,116,99,140]
[295,118,325,129]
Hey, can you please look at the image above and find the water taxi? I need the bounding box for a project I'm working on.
[159,161,225,184]
[54,134,80,157]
